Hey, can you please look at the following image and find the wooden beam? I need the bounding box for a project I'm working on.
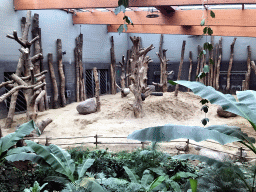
[14,0,256,10]
[73,9,256,27]
[107,25,256,37]
[155,6,176,15]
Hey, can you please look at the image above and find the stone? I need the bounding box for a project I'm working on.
[217,106,237,118]
[175,144,189,151]
[148,85,155,92]
[199,148,231,162]
[76,98,97,115]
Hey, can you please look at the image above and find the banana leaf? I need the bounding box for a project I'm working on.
[7,146,34,155]
[25,140,75,182]
[123,166,138,184]
[127,124,241,145]
[237,90,256,114]
[174,80,256,128]
[0,120,37,154]
[5,152,48,166]
[77,158,95,179]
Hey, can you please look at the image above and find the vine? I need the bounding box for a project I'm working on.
[114,0,134,34]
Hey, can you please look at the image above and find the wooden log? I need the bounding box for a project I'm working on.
[196,45,201,82]
[5,13,29,128]
[242,80,246,91]
[126,49,131,87]
[57,39,66,107]
[216,37,222,90]
[245,45,251,90]
[32,13,45,112]
[213,43,219,89]
[0,125,2,138]
[209,36,214,87]
[226,37,237,91]
[175,40,186,96]
[75,37,80,102]
[47,53,58,109]
[110,36,116,94]
[251,61,256,75]
[79,34,86,101]
[93,67,100,112]
[188,51,193,92]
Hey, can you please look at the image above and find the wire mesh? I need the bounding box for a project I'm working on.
[3,72,27,113]
[85,69,108,98]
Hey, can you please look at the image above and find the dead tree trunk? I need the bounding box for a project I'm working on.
[216,37,222,90]
[213,43,219,89]
[245,46,251,90]
[153,34,169,92]
[5,15,28,128]
[251,61,256,75]
[118,55,127,97]
[47,53,58,109]
[126,49,131,87]
[2,11,52,131]
[110,36,116,94]
[78,34,85,101]
[93,67,100,112]
[196,45,201,82]
[0,125,2,138]
[75,38,80,102]
[226,38,237,91]
[32,13,45,112]
[188,51,193,92]
[129,36,154,118]
[209,36,214,87]
[57,39,66,107]
[175,40,186,97]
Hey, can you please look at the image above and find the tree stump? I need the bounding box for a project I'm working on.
[93,67,100,112]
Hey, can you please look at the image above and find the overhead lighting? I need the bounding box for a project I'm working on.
[146,7,159,18]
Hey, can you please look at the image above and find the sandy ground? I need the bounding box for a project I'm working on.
[1,91,255,159]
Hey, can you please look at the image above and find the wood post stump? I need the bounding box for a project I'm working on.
[93,67,100,112]
[188,51,193,92]
[110,36,116,94]
[226,38,237,91]
[48,53,58,109]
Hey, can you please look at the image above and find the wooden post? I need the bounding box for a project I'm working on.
[75,37,80,102]
[0,125,2,138]
[175,40,186,97]
[57,39,66,107]
[226,38,237,91]
[126,50,131,87]
[213,43,219,89]
[188,51,193,92]
[216,38,222,90]
[78,34,85,101]
[93,67,100,112]
[45,137,50,146]
[251,61,256,75]
[95,134,98,149]
[196,45,201,82]
[141,142,145,149]
[47,53,58,109]
[110,36,116,94]
[242,80,246,91]
[209,36,214,87]
[245,46,251,90]
[119,55,127,97]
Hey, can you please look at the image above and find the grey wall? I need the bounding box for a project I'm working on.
[0,0,256,118]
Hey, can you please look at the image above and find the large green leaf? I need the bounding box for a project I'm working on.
[174,80,256,127]
[147,176,165,191]
[205,125,255,143]
[141,173,153,188]
[77,158,95,179]
[127,124,241,145]
[25,140,75,182]
[7,146,34,155]
[0,120,37,154]
[237,90,256,114]
[49,144,75,176]
[123,166,138,184]
[5,152,48,166]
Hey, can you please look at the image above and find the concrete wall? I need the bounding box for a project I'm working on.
[0,0,256,118]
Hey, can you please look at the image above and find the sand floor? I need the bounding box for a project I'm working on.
[1,91,255,159]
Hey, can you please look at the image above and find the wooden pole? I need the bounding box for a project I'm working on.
[188,51,193,92]
[57,39,66,107]
[126,49,131,87]
[245,45,251,90]
[93,67,100,112]
[251,61,256,75]
[226,37,237,91]
[75,37,80,102]
[0,125,2,138]
[216,37,222,90]
[47,53,58,109]
[110,36,116,94]
[78,34,85,101]
[213,43,219,89]
[209,36,214,87]
[175,40,186,96]
[196,45,201,82]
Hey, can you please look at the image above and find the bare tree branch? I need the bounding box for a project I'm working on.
[31,53,43,64]
[6,30,27,48]
[139,44,154,57]
[28,35,40,46]
[33,82,46,91]
[0,80,14,89]
[11,74,27,86]
[36,75,46,82]
[29,90,40,106]
[21,70,47,81]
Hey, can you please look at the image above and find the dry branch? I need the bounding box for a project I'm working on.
[175,40,186,96]
[226,37,237,91]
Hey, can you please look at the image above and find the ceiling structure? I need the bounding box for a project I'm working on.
[13,0,256,37]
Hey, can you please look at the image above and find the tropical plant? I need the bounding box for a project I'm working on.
[6,140,106,192]
[128,80,256,191]
[23,181,48,192]
[0,120,38,162]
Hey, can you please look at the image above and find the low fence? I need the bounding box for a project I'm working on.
[26,134,256,162]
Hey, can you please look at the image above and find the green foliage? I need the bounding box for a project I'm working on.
[210,10,215,18]
[200,19,205,26]
[0,120,38,161]
[23,181,48,192]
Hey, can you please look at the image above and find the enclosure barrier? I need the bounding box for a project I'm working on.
[25,134,256,162]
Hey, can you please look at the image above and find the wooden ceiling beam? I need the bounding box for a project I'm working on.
[155,6,176,15]
[13,0,256,10]
[108,24,256,37]
[73,9,256,27]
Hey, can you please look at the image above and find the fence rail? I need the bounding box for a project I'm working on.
[25,134,256,162]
